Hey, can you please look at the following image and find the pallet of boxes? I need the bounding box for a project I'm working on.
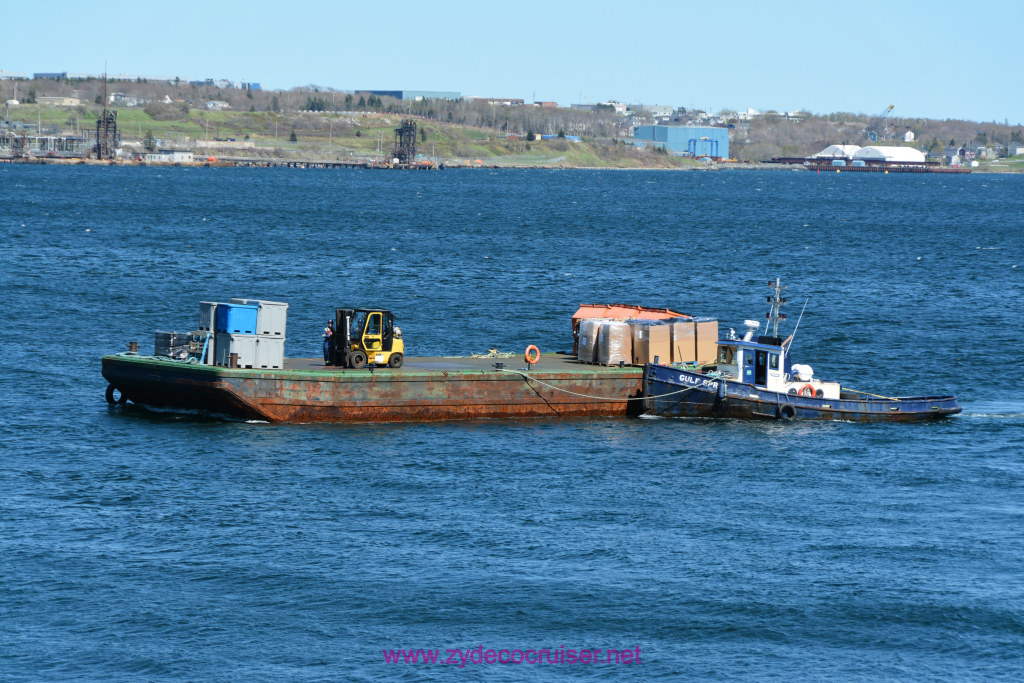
[576,315,719,367]
[193,299,288,369]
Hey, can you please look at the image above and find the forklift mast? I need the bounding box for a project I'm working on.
[333,308,355,367]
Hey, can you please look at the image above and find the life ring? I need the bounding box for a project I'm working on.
[798,384,815,397]
[105,384,127,405]
[778,404,796,420]
[524,345,541,365]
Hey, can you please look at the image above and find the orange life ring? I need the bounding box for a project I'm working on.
[524,345,541,365]
[799,384,815,397]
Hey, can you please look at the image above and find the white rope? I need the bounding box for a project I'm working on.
[116,352,200,365]
[497,367,696,401]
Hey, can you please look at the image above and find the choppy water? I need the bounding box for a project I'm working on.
[2,166,1023,680]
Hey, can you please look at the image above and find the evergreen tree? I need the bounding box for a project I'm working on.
[289,129,297,142]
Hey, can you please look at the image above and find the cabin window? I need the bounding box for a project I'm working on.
[745,352,753,366]
[350,311,367,338]
[719,346,734,364]
[769,353,779,370]
[367,313,382,336]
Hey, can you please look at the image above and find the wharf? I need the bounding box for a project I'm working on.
[767,157,971,173]
[101,353,645,423]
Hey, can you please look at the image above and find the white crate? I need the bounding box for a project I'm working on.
[214,332,258,368]
[255,336,286,369]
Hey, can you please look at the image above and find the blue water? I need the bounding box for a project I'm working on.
[2,166,1023,680]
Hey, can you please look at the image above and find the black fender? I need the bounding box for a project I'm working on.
[105,384,128,405]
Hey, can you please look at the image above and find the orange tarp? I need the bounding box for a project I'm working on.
[571,304,691,353]
[572,303,690,325]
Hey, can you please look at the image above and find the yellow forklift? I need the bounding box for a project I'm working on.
[332,308,404,368]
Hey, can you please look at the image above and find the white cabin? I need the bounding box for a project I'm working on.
[716,339,841,400]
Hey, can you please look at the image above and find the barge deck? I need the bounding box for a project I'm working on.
[101,353,645,423]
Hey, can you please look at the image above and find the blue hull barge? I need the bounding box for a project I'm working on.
[642,279,961,423]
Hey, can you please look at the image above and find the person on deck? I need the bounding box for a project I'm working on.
[323,320,334,364]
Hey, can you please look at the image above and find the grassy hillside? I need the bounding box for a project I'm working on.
[9,103,705,168]
[8,96,1022,171]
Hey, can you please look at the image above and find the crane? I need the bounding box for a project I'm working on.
[864,103,897,141]
[865,104,894,142]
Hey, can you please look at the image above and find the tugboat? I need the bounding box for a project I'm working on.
[643,279,961,422]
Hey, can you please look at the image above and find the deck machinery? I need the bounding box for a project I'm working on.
[332,308,404,369]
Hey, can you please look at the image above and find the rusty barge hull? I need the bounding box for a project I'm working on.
[101,354,644,423]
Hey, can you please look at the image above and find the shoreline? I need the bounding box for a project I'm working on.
[2,156,1016,173]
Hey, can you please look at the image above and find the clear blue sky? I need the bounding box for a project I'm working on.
[5,0,1021,123]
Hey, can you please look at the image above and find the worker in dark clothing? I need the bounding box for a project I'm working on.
[323,320,334,364]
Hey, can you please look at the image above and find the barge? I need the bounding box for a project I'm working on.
[101,353,645,423]
[101,299,687,423]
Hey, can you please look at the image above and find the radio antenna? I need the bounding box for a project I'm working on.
[783,298,809,356]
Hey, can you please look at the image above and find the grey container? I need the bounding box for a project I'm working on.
[255,336,286,369]
[214,332,258,368]
[230,298,288,336]
[198,301,218,331]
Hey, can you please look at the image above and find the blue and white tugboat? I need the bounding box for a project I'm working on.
[643,279,961,422]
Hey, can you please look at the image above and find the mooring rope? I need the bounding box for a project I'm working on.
[497,367,696,402]
[840,387,899,401]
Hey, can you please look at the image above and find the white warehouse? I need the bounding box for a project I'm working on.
[852,146,926,163]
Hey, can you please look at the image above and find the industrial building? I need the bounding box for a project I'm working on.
[0,131,92,156]
[852,146,926,163]
[364,90,461,102]
[632,125,730,159]
[37,96,80,106]
[813,144,862,159]
[769,143,962,173]
[142,150,194,164]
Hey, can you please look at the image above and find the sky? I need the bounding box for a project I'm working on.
[4,0,1022,123]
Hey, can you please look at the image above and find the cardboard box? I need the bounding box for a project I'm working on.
[628,320,654,365]
[648,323,671,365]
[695,318,720,364]
[669,318,696,364]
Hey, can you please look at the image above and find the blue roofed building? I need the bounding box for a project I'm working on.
[632,125,729,159]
